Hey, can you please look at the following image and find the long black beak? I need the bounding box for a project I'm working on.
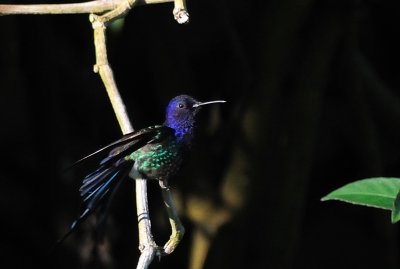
[193,100,226,108]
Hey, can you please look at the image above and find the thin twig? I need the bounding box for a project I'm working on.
[90,7,161,268]
[1,0,189,267]
[91,14,133,132]
[89,1,186,267]
[0,0,176,15]
[173,0,189,24]
[136,179,159,269]
[0,0,116,15]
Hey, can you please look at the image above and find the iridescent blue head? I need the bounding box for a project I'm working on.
[165,95,226,145]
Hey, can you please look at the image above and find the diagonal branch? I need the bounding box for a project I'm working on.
[88,0,188,267]
[0,1,189,268]
[91,9,160,268]
[91,16,133,133]
[89,4,183,267]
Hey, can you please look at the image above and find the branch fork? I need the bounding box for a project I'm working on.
[0,0,190,268]
[89,2,187,267]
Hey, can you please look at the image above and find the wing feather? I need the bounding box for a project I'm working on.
[57,125,174,245]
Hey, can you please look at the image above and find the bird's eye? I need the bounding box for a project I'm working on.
[178,103,185,109]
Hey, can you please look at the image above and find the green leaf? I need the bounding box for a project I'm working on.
[391,191,400,223]
[321,177,400,210]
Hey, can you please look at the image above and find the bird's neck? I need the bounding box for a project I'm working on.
[166,120,195,147]
[175,126,194,146]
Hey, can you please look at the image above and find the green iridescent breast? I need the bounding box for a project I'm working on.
[126,137,184,180]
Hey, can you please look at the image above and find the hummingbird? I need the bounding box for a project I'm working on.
[58,94,226,244]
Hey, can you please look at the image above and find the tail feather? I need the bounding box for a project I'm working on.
[56,125,175,247]
[56,208,92,245]
[84,168,125,210]
[57,160,133,245]
[80,168,120,203]
[95,175,127,243]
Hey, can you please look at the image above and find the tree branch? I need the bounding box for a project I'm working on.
[91,9,160,268]
[91,13,133,132]
[0,0,113,15]
[89,4,185,267]
[0,0,189,267]
[136,179,159,269]
[0,0,188,24]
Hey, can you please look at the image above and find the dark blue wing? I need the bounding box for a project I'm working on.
[70,125,173,168]
[57,125,174,244]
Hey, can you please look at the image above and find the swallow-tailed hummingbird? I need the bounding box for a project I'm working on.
[58,94,226,243]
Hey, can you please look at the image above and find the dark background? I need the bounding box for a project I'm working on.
[1,0,399,268]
